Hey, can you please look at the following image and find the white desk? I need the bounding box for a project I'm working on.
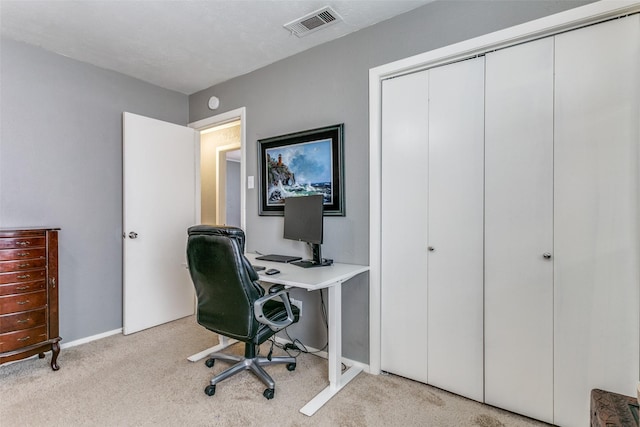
[188,253,369,416]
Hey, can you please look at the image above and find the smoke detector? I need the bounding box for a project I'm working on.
[284,6,343,38]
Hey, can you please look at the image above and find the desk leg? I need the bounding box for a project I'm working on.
[300,282,363,416]
[187,334,237,362]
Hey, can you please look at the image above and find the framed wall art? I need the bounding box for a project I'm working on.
[258,123,344,216]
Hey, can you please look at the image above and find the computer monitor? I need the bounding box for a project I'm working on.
[283,195,332,268]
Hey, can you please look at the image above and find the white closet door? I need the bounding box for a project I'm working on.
[484,38,554,422]
[427,57,485,401]
[380,71,430,382]
[554,15,640,427]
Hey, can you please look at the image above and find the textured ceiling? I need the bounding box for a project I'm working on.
[0,0,431,95]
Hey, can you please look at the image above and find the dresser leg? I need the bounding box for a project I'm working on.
[50,342,60,371]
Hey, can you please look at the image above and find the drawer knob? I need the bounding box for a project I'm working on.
[17,336,31,342]
[16,318,30,324]
[16,274,31,279]
[16,300,30,305]
[16,285,30,290]
[16,241,31,246]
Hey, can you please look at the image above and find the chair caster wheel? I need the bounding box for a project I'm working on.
[263,388,275,399]
[205,358,215,368]
[204,385,216,396]
[286,362,296,371]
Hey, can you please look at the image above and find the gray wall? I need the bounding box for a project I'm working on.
[0,37,188,342]
[189,0,593,363]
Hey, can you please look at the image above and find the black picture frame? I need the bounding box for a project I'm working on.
[258,124,344,216]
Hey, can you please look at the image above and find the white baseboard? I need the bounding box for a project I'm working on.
[1,328,122,367]
[60,328,122,349]
[274,336,370,374]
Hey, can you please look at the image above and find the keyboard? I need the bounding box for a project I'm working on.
[255,254,302,263]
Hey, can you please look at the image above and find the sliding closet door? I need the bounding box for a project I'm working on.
[427,57,484,401]
[484,38,554,423]
[554,15,640,427]
[380,71,430,382]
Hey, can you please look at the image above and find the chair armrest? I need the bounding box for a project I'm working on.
[268,284,286,294]
[254,288,295,332]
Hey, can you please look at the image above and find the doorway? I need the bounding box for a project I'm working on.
[189,107,246,230]
[200,121,240,226]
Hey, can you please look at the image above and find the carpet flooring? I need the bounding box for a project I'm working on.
[0,316,549,426]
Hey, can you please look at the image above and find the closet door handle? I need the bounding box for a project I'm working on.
[428,246,435,252]
[543,252,552,259]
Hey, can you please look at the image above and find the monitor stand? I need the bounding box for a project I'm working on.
[291,243,333,268]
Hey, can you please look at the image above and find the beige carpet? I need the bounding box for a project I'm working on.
[0,316,549,427]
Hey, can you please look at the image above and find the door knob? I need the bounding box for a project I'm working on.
[543,252,552,259]
[128,231,139,239]
[428,246,435,252]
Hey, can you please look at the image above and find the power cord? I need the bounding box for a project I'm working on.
[274,289,330,356]
[267,338,274,361]
[267,289,348,371]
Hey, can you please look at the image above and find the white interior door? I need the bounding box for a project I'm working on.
[123,112,198,335]
[426,57,484,402]
[484,37,554,423]
[380,71,430,382]
[554,15,640,427]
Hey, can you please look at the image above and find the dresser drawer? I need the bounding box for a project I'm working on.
[0,291,47,314]
[0,309,46,333]
[0,280,46,296]
[0,236,45,250]
[0,325,47,352]
[0,269,46,285]
[0,258,47,273]
[0,248,46,261]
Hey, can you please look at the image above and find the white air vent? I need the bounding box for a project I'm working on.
[284,6,342,38]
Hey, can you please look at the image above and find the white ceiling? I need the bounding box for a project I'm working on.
[0,0,431,95]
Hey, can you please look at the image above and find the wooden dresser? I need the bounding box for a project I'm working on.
[0,228,61,370]
[591,389,639,426]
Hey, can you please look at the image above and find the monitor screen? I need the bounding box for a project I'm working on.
[283,195,324,245]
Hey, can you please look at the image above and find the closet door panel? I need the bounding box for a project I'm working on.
[380,72,430,382]
[484,38,554,423]
[427,57,484,401]
[554,15,640,427]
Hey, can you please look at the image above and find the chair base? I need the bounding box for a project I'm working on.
[205,348,296,396]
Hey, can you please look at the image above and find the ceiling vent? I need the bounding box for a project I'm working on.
[284,6,342,38]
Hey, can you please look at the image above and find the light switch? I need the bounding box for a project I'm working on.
[247,176,255,189]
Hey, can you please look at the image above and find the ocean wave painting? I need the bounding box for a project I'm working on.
[265,138,333,206]
[258,123,344,216]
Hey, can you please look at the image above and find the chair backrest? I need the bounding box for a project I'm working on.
[186,225,263,341]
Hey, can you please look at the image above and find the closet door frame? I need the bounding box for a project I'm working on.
[369,0,640,376]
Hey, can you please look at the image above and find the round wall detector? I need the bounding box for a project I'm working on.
[208,96,220,110]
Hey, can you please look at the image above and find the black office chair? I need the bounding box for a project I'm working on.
[186,225,300,399]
